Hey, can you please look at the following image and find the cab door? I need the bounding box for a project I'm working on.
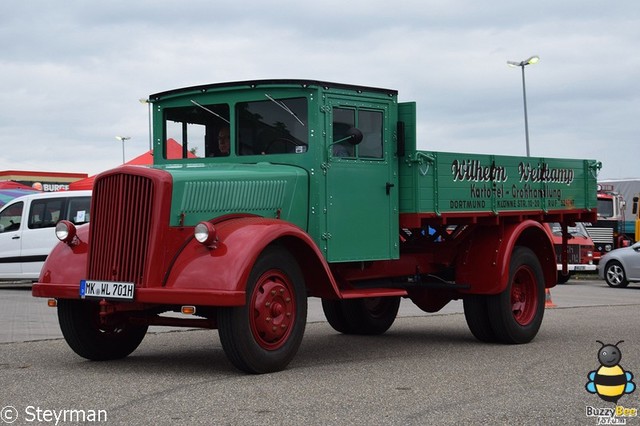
[324,99,398,262]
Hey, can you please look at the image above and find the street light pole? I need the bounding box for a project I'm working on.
[139,98,153,152]
[115,136,131,164]
[507,55,539,157]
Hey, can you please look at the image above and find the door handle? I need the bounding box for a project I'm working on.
[11,235,20,240]
[386,182,395,195]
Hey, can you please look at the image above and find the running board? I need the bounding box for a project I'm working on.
[339,275,470,299]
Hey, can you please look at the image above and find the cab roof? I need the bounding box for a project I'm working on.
[149,79,398,101]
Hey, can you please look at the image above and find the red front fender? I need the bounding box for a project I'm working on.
[33,225,90,298]
[164,217,340,305]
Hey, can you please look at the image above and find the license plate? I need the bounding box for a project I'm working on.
[80,280,135,301]
[574,265,587,271]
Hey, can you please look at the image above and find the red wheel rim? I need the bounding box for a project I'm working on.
[249,269,296,350]
[510,265,538,326]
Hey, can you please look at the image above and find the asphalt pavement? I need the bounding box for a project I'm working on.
[0,276,636,344]
[3,277,640,425]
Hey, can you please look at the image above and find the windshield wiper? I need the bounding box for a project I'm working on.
[265,94,305,127]
[190,100,230,124]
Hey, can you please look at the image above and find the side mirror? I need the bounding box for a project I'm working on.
[345,127,363,145]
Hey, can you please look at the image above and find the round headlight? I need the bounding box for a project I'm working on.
[55,220,77,244]
[194,222,218,247]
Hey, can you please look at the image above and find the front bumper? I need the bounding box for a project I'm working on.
[32,282,245,306]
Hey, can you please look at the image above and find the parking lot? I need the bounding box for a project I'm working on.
[2,275,637,343]
[2,277,640,424]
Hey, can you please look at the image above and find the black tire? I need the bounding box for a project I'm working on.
[604,261,629,288]
[487,246,545,344]
[557,272,571,284]
[323,297,400,335]
[217,246,307,374]
[57,299,148,361]
[463,295,497,343]
[321,298,353,334]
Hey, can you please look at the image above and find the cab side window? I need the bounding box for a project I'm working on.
[0,202,23,232]
[332,107,383,159]
[29,199,63,229]
[358,110,383,158]
[332,108,355,157]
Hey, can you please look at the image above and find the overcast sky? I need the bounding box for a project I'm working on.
[1,1,638,179]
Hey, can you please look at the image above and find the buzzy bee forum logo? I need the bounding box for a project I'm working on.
[585,340,638,424]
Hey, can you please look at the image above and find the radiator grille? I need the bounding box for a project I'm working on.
[88,174,154,285]
[585,227,614,244]
[554,244,581,264]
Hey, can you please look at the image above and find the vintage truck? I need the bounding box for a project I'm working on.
[585,180,640,262]
[33,80,600,373]
[546,222,595,283]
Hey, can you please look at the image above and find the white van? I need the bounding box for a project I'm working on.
[0,190,91,281]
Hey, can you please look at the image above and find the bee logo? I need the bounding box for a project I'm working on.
[586,340,636,403]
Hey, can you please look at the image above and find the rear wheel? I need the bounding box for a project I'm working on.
[557,271,571,284]
[218,246,307,374]
[321,299,353,334]
[487,246,545,344]
[463,295,497,343]
[57,299,148,360]
[604,261,629,288]
[322,297,400,335]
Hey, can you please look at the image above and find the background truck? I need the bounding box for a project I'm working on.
[33,80,599,373]
[585,179,640,262]
[546,222,595,283]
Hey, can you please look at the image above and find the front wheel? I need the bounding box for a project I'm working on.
[487,246,545,344]
[218,246,307,374]
[57,299,148,361]
[604,261,629,288]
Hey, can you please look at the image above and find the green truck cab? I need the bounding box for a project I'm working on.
[33,80,599,373]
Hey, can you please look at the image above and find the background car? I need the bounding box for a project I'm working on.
[0,190,91,281]
[598,241,640,287]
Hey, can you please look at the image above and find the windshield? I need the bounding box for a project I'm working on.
[548,222,590,238]
[164,103,230,159]
[237,97,308,155]
[597,199,614,218]
[162,96,308,158]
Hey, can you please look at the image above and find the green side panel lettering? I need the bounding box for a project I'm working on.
[400,151,599,215]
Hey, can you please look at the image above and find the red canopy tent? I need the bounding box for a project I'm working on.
[67,176,95,191]
[69,139,194,190]
[0,180,39,190]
